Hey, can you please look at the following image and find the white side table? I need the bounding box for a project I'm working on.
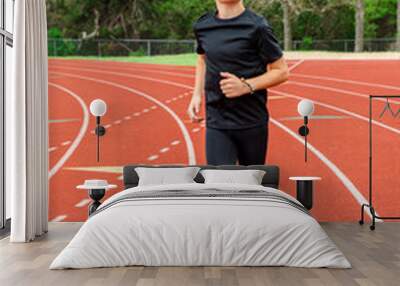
[77,180,117,216]
[289,177,321,210]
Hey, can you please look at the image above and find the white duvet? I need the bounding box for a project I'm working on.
[50,183,351,269]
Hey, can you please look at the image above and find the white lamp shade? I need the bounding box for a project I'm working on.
[90,99,107,117]
[297,99,315,117]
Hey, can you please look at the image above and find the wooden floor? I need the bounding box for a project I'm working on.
[0,222,399,286]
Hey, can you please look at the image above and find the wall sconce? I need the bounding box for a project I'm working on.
[297,99,315,162]
[90,99,107,162]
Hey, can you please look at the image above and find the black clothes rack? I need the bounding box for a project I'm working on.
[359,95,400,230]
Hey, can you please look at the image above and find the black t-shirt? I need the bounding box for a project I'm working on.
[193,9,283,129]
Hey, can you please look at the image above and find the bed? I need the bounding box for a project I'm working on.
[50,165,351,269]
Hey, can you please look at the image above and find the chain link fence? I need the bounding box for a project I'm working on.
[48,38,197,57]
[292,38,398,52]
[48,37,398,57]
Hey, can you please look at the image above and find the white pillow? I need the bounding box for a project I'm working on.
[135,167,200,186]
[200,169,266,185]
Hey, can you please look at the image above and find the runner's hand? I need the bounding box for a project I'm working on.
[187,95,203,122]
[220,72,249,98]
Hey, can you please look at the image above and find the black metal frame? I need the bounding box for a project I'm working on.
[298,117,310,162]
[94,116,106,162]
[359,95,400,231]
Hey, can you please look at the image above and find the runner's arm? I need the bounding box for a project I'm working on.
[187,55,206,121]
[220,57,289,98]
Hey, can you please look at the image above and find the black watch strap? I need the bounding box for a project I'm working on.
[241,78,255,95]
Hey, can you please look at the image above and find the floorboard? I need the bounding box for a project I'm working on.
[0,222,399,286]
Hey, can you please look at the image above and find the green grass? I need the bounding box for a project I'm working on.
[51,53,198,66]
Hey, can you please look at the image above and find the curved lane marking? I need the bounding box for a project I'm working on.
[50,72,196,165]
[51,59,303,80]
[52,66,193,90]
[288,59,305,72]
[48,65,369,215]
[271,89,400,135]
[270,118,377,220]
[281,59,376,219]
[48,83,89,179]
[287,81,400,105]
[291,73,400,92]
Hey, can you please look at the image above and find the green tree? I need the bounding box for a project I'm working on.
[365,0,397,38]
[397,0,400,50]
[46,0,399,52]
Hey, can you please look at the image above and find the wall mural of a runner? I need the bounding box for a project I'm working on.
[47,0,400,222]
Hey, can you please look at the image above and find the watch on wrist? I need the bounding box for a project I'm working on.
[240,78,255,95]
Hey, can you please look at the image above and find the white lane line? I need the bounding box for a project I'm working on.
[160,147,170,153]
[51,215,67,222]
[53,59,304,83]
[75,198,91,208]
[117,175,123,181]
[52,63,195,79]
[115,67,195,79]
[178,95,184,99]
[142,108,150,113]
[114,120,122,124]
[270,118,376,219]
[150,106,157,110]
[104,124,112,129]
[52,59,299,82]
[287,81,400,105]
[279,59,376,219]
[279,115,351,121]
[165,99,172,104]
[148,155,159,161]
[48,83,89,179]
[52,66,192,91]
[65,166,123,173]
[271,89,400,136]
[133,112,141,117]
[49,118,80,123]
[288,59,305,72]
[268,95,288,100]
[171,140,180,146]
[50,71,196,164]
[192,128,201,133]
[48,147,58,153]
[172,97,178,101]
[61,141,71,146]
[66,59,303,83]
[52,61,384,220]
[291,73,400,92]
[124,116,131,120]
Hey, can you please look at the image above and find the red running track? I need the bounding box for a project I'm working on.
[48,58,400,222]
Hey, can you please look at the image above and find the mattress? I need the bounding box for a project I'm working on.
[50,183,351,269]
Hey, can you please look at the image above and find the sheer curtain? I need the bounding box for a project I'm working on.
[8,0,49,242]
